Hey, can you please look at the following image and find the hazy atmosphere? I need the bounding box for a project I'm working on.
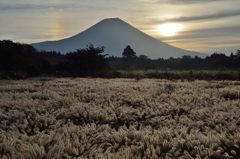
[0,0,239,54]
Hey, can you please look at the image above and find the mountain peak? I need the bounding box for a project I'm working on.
[98,18,126,25]
[101,17,123,22]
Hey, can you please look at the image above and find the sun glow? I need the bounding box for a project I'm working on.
[157,23,184,37]
[52,17,64,40]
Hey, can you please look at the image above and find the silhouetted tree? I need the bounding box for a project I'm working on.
[0,40,41,76]
[122,45,137,59]
[120,45,138,69]
[66,44,109,75]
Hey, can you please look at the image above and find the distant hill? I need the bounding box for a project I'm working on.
[32,18,205,59]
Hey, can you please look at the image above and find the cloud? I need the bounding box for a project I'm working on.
[142,0,225,4]
[168,0,224,3]
[168,10,240,22]
[142,10,240,24]
[182,25,240,38]
[0,1,138,11]
[0,1,114,11]
[0,3,68,11]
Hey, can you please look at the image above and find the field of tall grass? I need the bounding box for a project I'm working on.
[116,70,240,81]
[0,78,240,158]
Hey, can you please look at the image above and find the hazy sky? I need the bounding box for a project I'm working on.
[0,0,239,54]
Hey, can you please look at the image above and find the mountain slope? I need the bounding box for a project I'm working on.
[32,18,204,59]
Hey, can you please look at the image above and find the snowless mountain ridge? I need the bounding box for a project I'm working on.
[32,18,205,59]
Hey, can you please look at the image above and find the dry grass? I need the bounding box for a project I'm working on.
[0,78,240,159]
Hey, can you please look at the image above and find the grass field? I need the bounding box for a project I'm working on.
[116,70,240,81]
[0,78,240,158]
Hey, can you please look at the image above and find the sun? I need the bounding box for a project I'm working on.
[157,23,184,37]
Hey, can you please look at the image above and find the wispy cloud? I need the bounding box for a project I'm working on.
[142,10,240,24]
[0,3,104,11]
[0,1,138,11]
[142,0,225,4]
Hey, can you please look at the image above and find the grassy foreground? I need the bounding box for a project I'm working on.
[0,78,240,158]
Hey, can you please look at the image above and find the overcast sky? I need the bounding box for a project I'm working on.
[0,0,239,54]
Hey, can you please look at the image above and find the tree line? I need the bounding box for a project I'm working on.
[0,40,239,79]
[0,40,108,78]
[109,45,240,70]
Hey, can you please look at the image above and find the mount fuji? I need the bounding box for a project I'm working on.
[32,18,204,59]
